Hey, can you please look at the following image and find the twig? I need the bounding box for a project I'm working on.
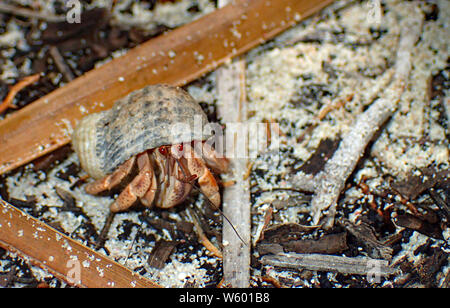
[0,74,40,114]
[243,161,254,181]
[259,275,283,288]
[306,13,424,228]
[428,188,450,220]
[0,3,65,22]
[96,211,116,250]
[442,269,450,288]
[317,93,353,120]
[216,0,251,284]
[185,208,222,259]
[253,206,273,246]
[0,198,160,288]
[216,65,251,283]
[49,46,75,82]
[444,97,450,136]
[261,252,398,277]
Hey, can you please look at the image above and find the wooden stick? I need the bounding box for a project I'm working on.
[0,3,65,22]
[49,46,75,82]
[445,97,450,133]
[0,198,160,288]
[216,57,251,287]
[216,0,251,284]
[217,63,251,285]
[261,252,398,277]
[0,0,334,176]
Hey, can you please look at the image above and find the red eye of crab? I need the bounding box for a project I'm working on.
[158,146,168,155]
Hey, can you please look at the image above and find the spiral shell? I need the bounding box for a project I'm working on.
[72,84,210,179]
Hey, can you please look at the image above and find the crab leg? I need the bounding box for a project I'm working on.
[85,156,136,195]
[200,141,229,174]
[183,145,221,209]
[139,152,157,208]
[109,153,153,213]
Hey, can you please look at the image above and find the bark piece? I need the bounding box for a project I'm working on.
[283,232,348,254]
[340,218,393,260]
[147,240,177,269]
[416,249,447,286]
[391,168,449,200]
[295,138,341,176]
[395,213,443,240]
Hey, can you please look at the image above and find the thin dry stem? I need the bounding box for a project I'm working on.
[0,74,40,114]
[261,252,398,277]
[0,3,65,22]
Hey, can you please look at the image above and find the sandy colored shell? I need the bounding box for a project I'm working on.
[72,84,210,179]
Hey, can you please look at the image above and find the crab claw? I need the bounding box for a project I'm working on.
[109,153,153,213]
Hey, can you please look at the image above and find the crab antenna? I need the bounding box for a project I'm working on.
[198,190,247,246]
[124,207,153,266]
[212,200,247,247]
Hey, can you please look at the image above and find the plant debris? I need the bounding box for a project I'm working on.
[147,240,178,269]
[391,168,449,200]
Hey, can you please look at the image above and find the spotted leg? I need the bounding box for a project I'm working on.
[109,153,153,212]
[200,141,229,174]
[139,152,157,208]
[183,145,221,209]
[85,156,136,195]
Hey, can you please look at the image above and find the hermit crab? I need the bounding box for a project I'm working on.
[72,84,228,213]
